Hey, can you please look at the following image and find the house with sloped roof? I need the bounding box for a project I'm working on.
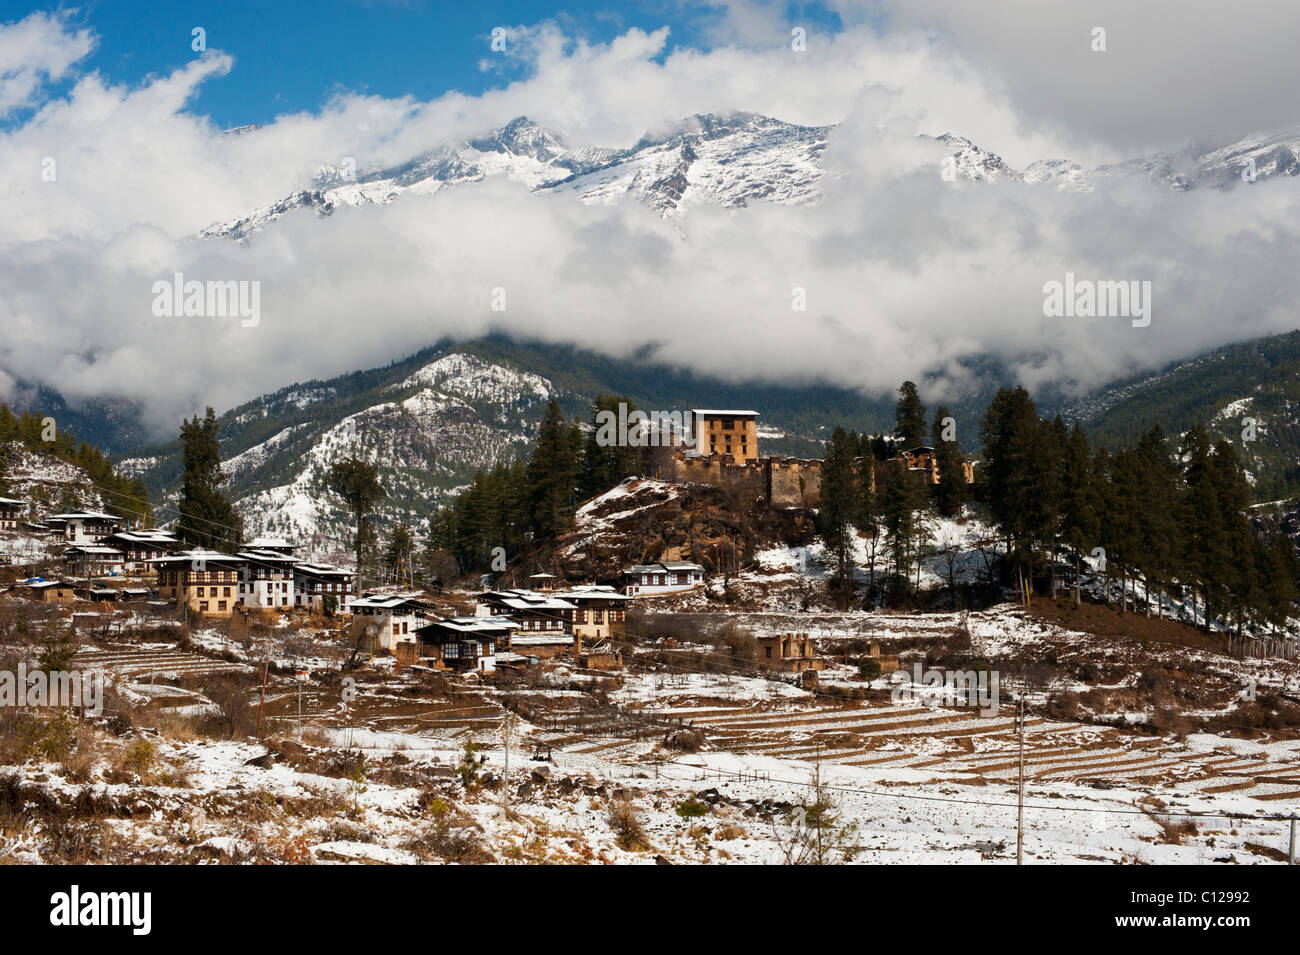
[351,592,437,653]
[413,615,519,672]
[0,496,25,530]
[622,561,705,596]
[48,512,124,544]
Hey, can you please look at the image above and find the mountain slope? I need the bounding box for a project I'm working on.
[1062,329,1300,500]
[111,328,1300,560]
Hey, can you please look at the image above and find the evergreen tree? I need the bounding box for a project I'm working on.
[817,427,860,606]
[931,406,967,517]
[1133,426,1182,616]
[1259,535,1298,635]
[328,456,386,592]
[176,407,242,551]
[1179,426,1218,628]
[580,395,640,497]
[881,459,927,603]
[1059,424,1101,605]
[856,435,883,602]
[894,381,927,448]
[980,387,1041,585]
[527,398,579,539]
[1206,440,1255,632]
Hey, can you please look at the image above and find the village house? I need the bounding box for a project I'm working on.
[755,632,825,674]
[350,593,438,653]
[101,529,179,574]
[48,512,124,544]
[19,520,59,539]
[237,549,298,610]
[412,615,519,672]
[293,562,356,613]
[0,496,25,530]
[622,561,705,596]
[244,536,296,556]
[153,550,248,617]
[21,579,76,604]
[558,585,631,646]
[61,543,127,577]
[474,589,577,659]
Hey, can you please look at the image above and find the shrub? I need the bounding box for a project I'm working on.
[675,797,709,819]
[404,797,494,864]
[857,658,882,681]
[608,793,649,851]
[27,711,77,764]
[121,738,156,777]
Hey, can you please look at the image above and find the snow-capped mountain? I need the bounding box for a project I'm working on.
[202,112,829,239]
[124,351,561,562]
[200,113,1300,241]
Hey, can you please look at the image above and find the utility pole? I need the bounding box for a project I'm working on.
[1289,813,1296,865]
[256,644,270,734]
[502,710,512,817]
[1016,693,1026,865]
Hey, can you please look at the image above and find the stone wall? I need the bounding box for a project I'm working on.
[660,451,822,510]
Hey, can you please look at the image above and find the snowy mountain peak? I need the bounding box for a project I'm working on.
[200,115,1300,241]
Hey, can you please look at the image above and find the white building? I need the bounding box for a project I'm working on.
[48,512,124,544]
[622,561,705,596]
[350,593,437,652]
[238,549,298,610]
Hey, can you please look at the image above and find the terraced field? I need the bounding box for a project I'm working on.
[614,698,1300,803]
[72,645,251,680]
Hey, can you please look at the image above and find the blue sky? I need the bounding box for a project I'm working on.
[25,1,845,129]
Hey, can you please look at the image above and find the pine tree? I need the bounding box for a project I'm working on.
[527,398,579,539]
[881,459,926,604]
[176,407,242,552]
[1133,426,1181,616]
[979,387,1041,586]
[856,434,882,603]
[894,381,927,448]
[1059,423,1100,605]
[580,395,639,497]
[817,427,860,607]
[1206,440,1254,632]
[1179,426,1217,628]
[931,406,966,517]
[1259,535,1298,635]
[328,456,386,592]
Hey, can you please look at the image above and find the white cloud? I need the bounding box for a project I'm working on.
[1,8,1299,441]
[0,11,93,116]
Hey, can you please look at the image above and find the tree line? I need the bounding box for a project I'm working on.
[426,396,641,578]
[816,382,1298,634]
[0,404,153,526]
